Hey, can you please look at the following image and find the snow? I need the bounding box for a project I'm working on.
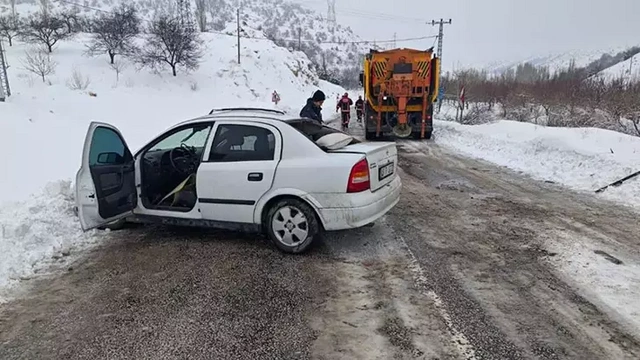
[0,32,344,300]
[596,55,640,82]
[433,118,640,210]
[434,115,640,336]
[0,181,104,303]
[544,230,640,336]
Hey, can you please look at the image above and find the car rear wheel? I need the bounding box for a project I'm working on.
[266,199,320,254]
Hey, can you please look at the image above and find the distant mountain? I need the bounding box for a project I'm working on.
[594,55,640,82]
[484,47,628,76]
[1,0,369,87]
[484,47,640,79]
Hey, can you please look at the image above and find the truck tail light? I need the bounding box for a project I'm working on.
[347,159,370,193]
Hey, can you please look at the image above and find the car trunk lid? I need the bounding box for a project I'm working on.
[329,142,397,192]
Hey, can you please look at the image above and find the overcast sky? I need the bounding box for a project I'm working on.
[293,0,640,69]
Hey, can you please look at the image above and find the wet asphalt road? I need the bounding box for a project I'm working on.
[1,121,640,359]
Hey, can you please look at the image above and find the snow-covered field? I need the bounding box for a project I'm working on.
[0,33,344,301]
[433,116,640,210]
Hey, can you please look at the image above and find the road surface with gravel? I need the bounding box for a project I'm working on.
[1,121,640,360]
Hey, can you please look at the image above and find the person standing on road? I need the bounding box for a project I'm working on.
[355,95,364,122]
[336,92,353,129]
[300,90,325,124]
[272,90,280,105]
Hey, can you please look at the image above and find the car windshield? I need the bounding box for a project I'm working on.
[148,124,211,152]
[287,120,359,150]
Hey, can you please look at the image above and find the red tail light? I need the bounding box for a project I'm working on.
[347,159,370,193]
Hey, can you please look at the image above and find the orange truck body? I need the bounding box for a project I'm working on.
[360,48,440,139]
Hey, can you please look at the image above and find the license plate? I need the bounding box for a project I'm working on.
[379,162,394,180]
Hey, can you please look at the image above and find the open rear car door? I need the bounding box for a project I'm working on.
[76,122,137,231]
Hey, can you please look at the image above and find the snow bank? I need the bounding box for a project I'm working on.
[0,181,104,302]
[0,32,345,299]
[433,119,640,209]
[545,230,640,336]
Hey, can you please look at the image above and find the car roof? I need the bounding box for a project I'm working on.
[174,107,307,127]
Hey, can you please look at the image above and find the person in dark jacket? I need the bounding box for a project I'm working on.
[299,90,325,124]
[355,95,364,122]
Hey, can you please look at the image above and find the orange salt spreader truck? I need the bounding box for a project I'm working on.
[359,47,440,140]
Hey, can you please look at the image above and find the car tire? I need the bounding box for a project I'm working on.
[265,199,320,254]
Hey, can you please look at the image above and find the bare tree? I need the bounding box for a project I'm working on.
[109,59,126,85]
[59,8,82,33]
[22,47,57,83]
[22,13,71,53]
[9,0,17,17]
[66,68,91,90]
[0,15,22,46]
[194,0,207,32]
[86,3,140,64]
[137,14,202,76]
[39,0,50,18]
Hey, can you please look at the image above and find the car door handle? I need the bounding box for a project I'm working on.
[248,172,263,181]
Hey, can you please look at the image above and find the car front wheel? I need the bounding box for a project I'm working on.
[266,199,320,254]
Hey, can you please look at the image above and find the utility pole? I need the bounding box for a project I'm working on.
[327,0,336,33]
[0,38,10,102]
[236,8,241,64]
[297,28,302,51]
[393,33,396,49]
[430,18,452,81]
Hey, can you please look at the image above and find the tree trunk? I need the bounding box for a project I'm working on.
[109,52,115,64]
[41,74,45,83]
[47,43,53,53]
[7,36,12,46]
[172,65,177,77]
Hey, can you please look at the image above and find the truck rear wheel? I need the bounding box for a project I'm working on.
[364,122,377,140]
[365,130,376,140]
[412,130,433,140]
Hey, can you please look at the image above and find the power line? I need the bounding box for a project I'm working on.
[296,0,425,23]
[53,0,437,45]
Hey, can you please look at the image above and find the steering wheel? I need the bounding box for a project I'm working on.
[169,144,198,174]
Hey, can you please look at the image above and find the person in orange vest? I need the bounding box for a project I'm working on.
[336,92,353,129]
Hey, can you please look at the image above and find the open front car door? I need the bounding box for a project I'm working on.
[76,121,137,231]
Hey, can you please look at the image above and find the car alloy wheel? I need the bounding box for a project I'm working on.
[272,206,309,246]
[266,199,320,254]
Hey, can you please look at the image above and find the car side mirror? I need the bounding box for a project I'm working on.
[97,152,124,165]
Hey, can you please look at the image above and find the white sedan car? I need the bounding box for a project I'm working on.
[76,108,401,253]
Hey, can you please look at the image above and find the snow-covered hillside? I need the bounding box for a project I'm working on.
[0,32,344,301]
[1,0,369,86]
[485,46,635,77]
[595,55,640,83]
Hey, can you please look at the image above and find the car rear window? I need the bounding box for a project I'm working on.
[287,119,360,145]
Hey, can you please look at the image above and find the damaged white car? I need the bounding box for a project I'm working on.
[75,108,401,253]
